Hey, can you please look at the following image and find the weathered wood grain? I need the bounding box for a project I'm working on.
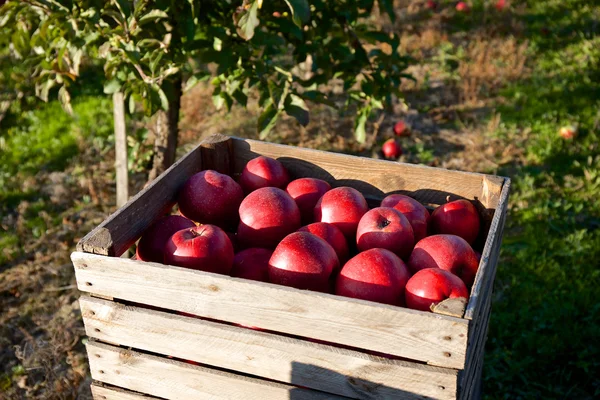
[91,383,158,400]
[72,252,469,369]
[200,133,233,174]
[76,145,203,257]
[87,341,346,400]
[231,138,504,208]
[81,296,458,400]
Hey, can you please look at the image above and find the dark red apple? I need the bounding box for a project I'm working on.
[314,187,369,239]
[230,248,273,282]
[335,248,410,306]
[381,194,430,242]
[382,139,402,159]
[237,187,301,249]
[136,215,196,263]
[456,1,470,12]
[405,268,468,312]
[426,0,438,10]
[356,207,415,260]
[393,120,410,136]
[178,170,244,229]
[298,222,349,266]
[164,225,234,274]
[430,199,480,244]
[268,232,339,291]
[286,178,331,224]
[495,0,506,11]
[239,156,290,193]
[408,234,479,287]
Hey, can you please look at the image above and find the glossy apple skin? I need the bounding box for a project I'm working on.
[178,170,244,229]
[382,139,402,159]
[239,156,290,193]
[268,232,339,291]
[405,268,469,312]
[430,199,480,244]
[237,187,301,249]
[335,248,410,306]
[164,225,234,274]
[314,187,369,239]
[286,178,331,224]
[356,207,415,260]
[408,234,479,287]
[393,120,410,136]
[298,222,349,266]
[381,194,430,242]
[136,215,196,263]
[230,248,273,282]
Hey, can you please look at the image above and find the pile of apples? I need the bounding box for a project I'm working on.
[136,156,483,313]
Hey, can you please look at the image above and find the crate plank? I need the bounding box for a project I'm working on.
[231,138,504,208]
[87,341,345,400]
[76,145,204,257]
[91,383,159,400]
[72,252,469,369]
[81,296,458,400]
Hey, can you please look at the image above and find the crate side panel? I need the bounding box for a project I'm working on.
[72,252,468,369]
[81,296,458,400]
[91,383,159,400]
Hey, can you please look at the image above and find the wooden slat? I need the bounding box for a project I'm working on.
[91,383,159,400]
[231,138,505,208]
[87,341,345,400]
[81,296,458,400]
[76,144,204,257]
[72,252,469,369]
[200,133,233,174]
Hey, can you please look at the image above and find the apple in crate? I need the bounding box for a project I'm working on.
[408,234,479,287]
[237,187,301,249]
[178,170,244,229]
[381,194,430,242]
[230,248,273,282]
[268,232,339,291]
[286,178,331,224]
[298,222,349,266]
[164,225,234,274]
[356,207,415,261]
[314,187,369,239]
[240,156,290,193]
[430,199,480,244]
[136,215,196,263]
[405,268,468,312]
[335,248,410,306]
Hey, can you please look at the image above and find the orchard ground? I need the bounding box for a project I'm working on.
[1,0,599,398]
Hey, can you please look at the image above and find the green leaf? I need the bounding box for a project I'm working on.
[258,103,281,139]
[285,94,309,126]
[138,9,168,25]
[104,79,122,94]
[58,86,73,115]
[235,1,260,41]
[212,92,225,110]
[129,94,136,114]
[284,0,310,27]
[377,0,396,23]
[354,108,369,144]
[154,85,169,111]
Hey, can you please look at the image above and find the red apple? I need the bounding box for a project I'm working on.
[495,0,506,11]
[239,156,290,193]
[136,215,196,263]
[286,178,331,224]
[335,248,410,306]
[381,194,430,242]
[178,170,244,229]
[430,199,480,244]
[268,232,339,291]
[356,207,415,260]
[382,139,402,159]
[408,234,479,286]
[456,1,470,12]
[405,268,469,312]
[393,120,410,136]
[559,125,577,140]
[237,187,301,249]
[231,248,273,282]
[298,222,349,266]
[164,224,234,274]
[426,0,438,10]
[314,187,369,239]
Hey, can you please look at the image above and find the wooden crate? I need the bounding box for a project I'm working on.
[72,134,510,400]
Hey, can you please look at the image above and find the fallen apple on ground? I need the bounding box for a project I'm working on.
[382,139,402,159]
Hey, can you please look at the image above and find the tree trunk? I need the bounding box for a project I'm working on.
[148,75,182,182]
[113,91,128,207]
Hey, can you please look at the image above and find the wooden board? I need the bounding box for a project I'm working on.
[231,138,504,209]
[72,252,469,369]
[81,296,458,400]
[87,341,345,400]
[91,383,159,400]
